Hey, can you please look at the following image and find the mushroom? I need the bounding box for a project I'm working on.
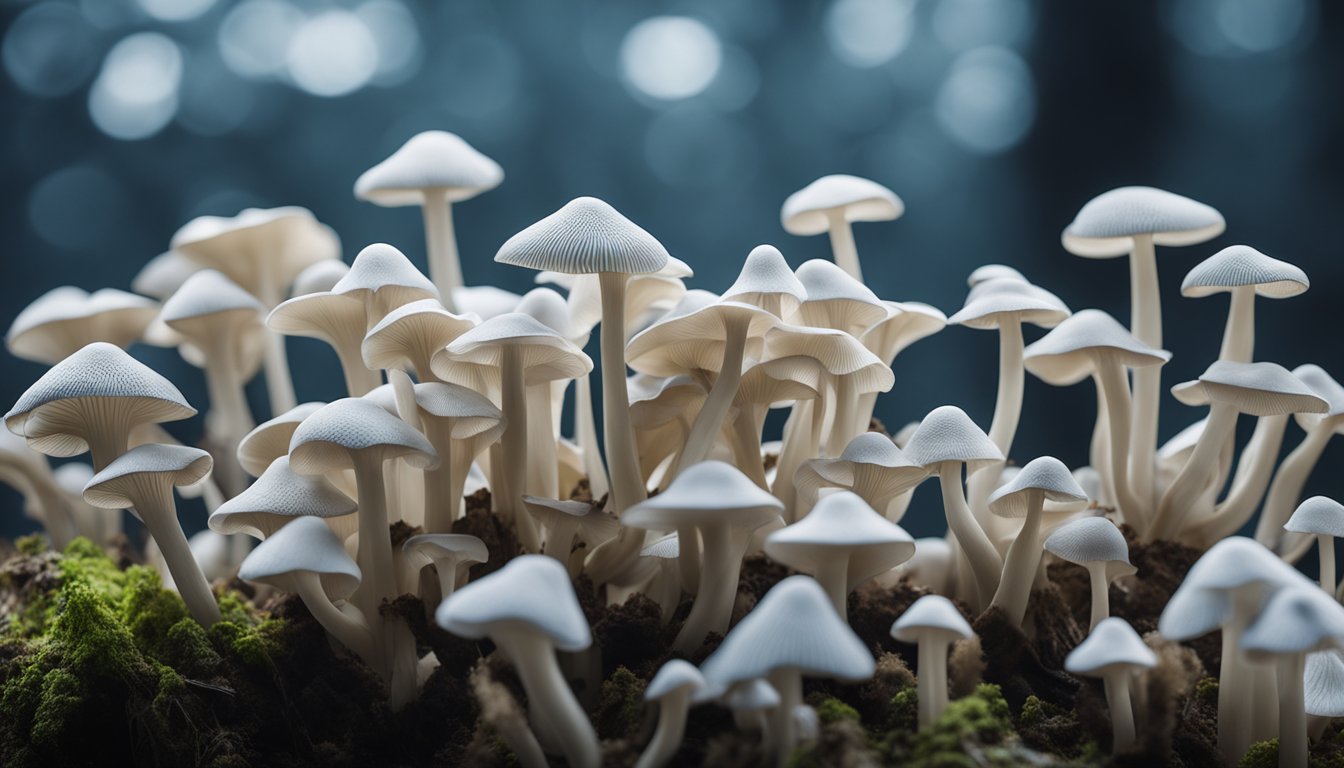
[967,264,1026,287]
[793,432,927,521]
[730,357,823,489]
[780,175,903,281]
[723,678,780,739]
[764,491,914,620]
[1284,497,1344,594]
[623,460,783,653]
[901,405,1004,608]
[890,594,974,730]
[331,242,441,329]
[409,381,505,532]
[628,373,707,492]
[240,515,374,661]
[361,298,477,385]
[291,259,350,296]
[6,286,158,364]
[636,659,707,768]
[133,251,202,301]
[521,496,618,574]
[1064,617,1157,752]
[1043,516,1134,630]
[268,289,381,396]
[854,300,946,432]
[1181,245,1308,364]
[209,455,357,541]
[700,575,875,763]
[355,131,503,310]
[1305,649,1344,724]
[987,456,1088,628]
[436,555,599,768]
[516,287,589,499]
[790,259,887,336]
[236,402,325,477]
[883,537,955,595]
[0,428,78,547]
[636,533,683,624]
[401,533,487,599]
[82,444,219,625]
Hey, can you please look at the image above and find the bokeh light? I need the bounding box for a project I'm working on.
[218,0,305,80]
[27,165,132,252]
[138,0,218,24]
[934,47,1035,154]
[2,3,100,98]
[87,32,183,140]
[287,10,379,97]
[824,0,917,68]
[620,16,722,101]
[356,0,422,87]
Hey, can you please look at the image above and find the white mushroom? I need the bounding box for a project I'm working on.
[1064,617,1157,752]
[1043,516,1134,631]
[891,594,974,730]
[781,174,903,282]
[636,659,707,768]
[1284,497,1344,594]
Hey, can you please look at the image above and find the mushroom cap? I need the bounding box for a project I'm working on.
[361,298,477,371]
[781,175,904,236]
[735,358,822,409]
[332,243,440,307]
[645,659,708,702]
[967,264,1026,287]
[623,291,730,375]
[436,313,591,385]
[355,131,503,207]
[891,594,973,645]
[626,297,777,377]
[765,492,915,590]
[795,434,927,511]
[453,285,522,320]
[1305,650,1344,717]
[762,325,893,395]
[266,291,367,348]
[1170,361,1327,417]
[292,259,351,296]
[723,244,807,318]
[861,301,947,364]
[412,382,504,440]
[701,575,875,684]
[629,374,706,429]
[5,343,196,457]
[171,206,339,296]
[901,405,1003,473]
[624,460,783,530]
[1061,186,1225,258]
[1158,537,1307,640]
[495,196,670,276]
[83,443,213,509]
[1042,517,1134,577]
[402,533,489,570]
[521,496,619,545]
[1292,364,1344,431]
[1285,497,1344,538]
[133,251,202,301]
[237,402,325,477]
[239,515,361,599]
[209,455,357,539]
[435,554,591,651]
[1158,417,1207,465]
[1064,617,1157,676]
[1181,245,1308,299]
[791,260,887,333]
[515,287,579,341]
[7,287,160,365]
[1242,585,1344,658]
[288,398,438,473]
[160,269,266,327]
[950,278,1071,330]
[988,456,1088,518]
[722,678,781,712]
[641,533,680,559]
[1024,309,1171,385]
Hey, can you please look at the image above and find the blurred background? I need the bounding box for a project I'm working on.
[1,0,1341,542]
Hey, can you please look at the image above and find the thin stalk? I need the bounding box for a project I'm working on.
[257,270,297,414]
[1103,672,1136,752]
[675,315,749,474]
[765,670,802,766]
[672,523,736,654]
[635,693,692,768]
[826,378,857,457]
[421,189,462,311]
[916,638,949,730]
[525,383,558,498]
[574,373,609,500]
[421,421,455,534]
[498,632,601,768]
[1127,233,1161,522]
[1185,416,1287,545]
[730,407,769,489]
[939,462,1002,610]
[1256,423,1334,551]
[1220,286,1255,363]
[826,211,862,282]
[813,556,851,620]
[1096,363,1146,528]
[1320,534,1337,595]
[1151,404,1237,541]
[1087,564,1110,631]
[969,321,1025,538]
[499,347,540,551]
[294,571,376,661]
[989,489,1043,628]
[1278,654,1308,768]
[141,484,220,626]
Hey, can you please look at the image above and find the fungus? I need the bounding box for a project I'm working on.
[268,289,382,396]
[5,286,158,365]
[794,432,927,521]
[291,258,350,296]
[636,659,707,768]
[521,496,617,573]
[781,174,903,281]
[361,298,477,384]
[331,242,440,327]
[235,401,325,477]
[967,264,1026,286]
[1284,497,1344,594]
[1043,516,1134,630]
[133,250,202,300]
[854,299,946,431]
[401,533,487,599]
[1064,617,1157,752]
[791,259,887,336]
[890,594,974,730]
[0,428,77,547]
[208,455,357,541]
[1180,245,1308,364]
[723,678,780,738]
[409,381,505,532]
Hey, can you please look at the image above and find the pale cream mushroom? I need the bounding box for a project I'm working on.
[891,594,974,730]
[781,175,903,282]
[1284,497,1344,594]
[1064,617,1157,752]
[6,286,158,365]
[1043,516,1134,630]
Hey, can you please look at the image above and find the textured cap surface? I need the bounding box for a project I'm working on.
[781,175,903,236]
[988,456,1088,518]
[495,197,670,275]
[355,131,503,206]
[239,516,361,599]
[891,594,973,644]
[1062,186,1225,258]
[1042,517,1133,572]
[1181,245,1308,298]
[288,398,438,472]
[237,402,325,477]
[624,460,783,529]
[765,492,914,589]
[210,455,356,539]
[1285,497,1344,538]
[83,443,213,509]
[1171,361,1327,417]
[901,406,1003,472]
[1064,617,1157,676]
[435,554,592,651]
[1024,309,1170,385]
[645,659,707,701]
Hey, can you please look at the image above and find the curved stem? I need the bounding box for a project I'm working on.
[1096,363,1145,529]
[766,670,802,765]
[1187,416,1287,544]
[1256,423,1333,551]
[1151,404,1237,541]
[968,322,1025,539]
[499,632,601,768]
[1219,593,1260,763]
[989,491,1042,628]
[635,693,691,768]
[421,190,461,312]
[730,407,769,489]
[1102,673,1136,752]
[939,462,1001,610]
[295,571,376,661]
[673,523,736,654]
[1220,286,1255,363]
[257,271,297,415]
[826,378,858,457]
[917,638,949,730]
[575,373,609,500]
[826,213,862,282]
[1087,564,1110,631]
[676,525,700,596]
[675,317,748,474]
[140,485,220,626]
[1127,234,1160,519]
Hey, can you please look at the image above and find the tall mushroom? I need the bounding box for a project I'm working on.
[855,300,946,432]
[1181,245,1308,364]
[409,381,504,532]
[781,175,903,282]
[1043,516,1135,631]
[361,298,477,385]
[890,594,974,730]
[1284,497,1344,595]
[268,289,381,397]
[637,659,708,768]
[1064,617,1157,752]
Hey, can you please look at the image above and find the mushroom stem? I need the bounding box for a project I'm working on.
[673,522,737,654]
[294,571,377,661]
[498,346,540,552]
[257,271,298,414]
[1127,233,1161,524]
[1319,534,1336,595]
[1220,285,1256,364]
[139,485,221,626]
[526,383,559,499]
[336,347,380,397]
[774,400,825,522]
[825,211,862,282]
[989,489,1043,628]
[968,321,1025,531]
[826,379,858,457]
[352,458,395,661]
[938,462,1001,609]
[674,314,749,474]
[635,690,692,768]
[1186,416,1288,545]
[422,441,456,534]
[813,556,851,621]
[765,669,802,766]
[730,408,769,489]
[1151,403,1237,541]
[677,526,701,595]
[1090,387,1116,507]
[574,373,610,501]
[421,189,462,312]
[1256,423,1333,552]
[1277,653,1308,768]
[1101,671,1137,752]
[30,475,78,549]
[1086,564,1111,631]
[1096,363,1145,529]
[497,632,601,768]
[544,517,580,563]
[915,637,950,730]
[202,343,254,495]
[1219,590,1262,763]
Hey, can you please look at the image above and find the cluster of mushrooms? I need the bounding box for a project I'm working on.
[4,130,1344,768]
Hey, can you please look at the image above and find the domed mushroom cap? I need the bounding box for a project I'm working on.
[901,406,1003,473]
[811,432,922,482]
[355,131,503,207]
[83,443,213,509]
[288,398,438,473]
[1291,365,1344,432]
[160,270,266,327]
[361,298,477,371]
[624,460,783,529]
[210,455,356,539]
[1285,497,1344,539]
[765,492,915,588]
[516,287,578,340]
[292,260,350,297]
[701,575,875,684]
[453,285,522,320]
[134,251,202,301]
[861,301,947,363]
[1305,650,1344,717]
[792,260,887,332]
[1064,617,1157,676]
[402,533,489,570]
[781,175,904,235]
[950,278,1071,330]
[495,196,670,276]
[237,402,325,477]
[239,516,362,599]
[1181,245,1308,299]
[7,287,160,365]
[5,343,196,457]
[1024,309,1171,385]
[435,554,592,652]
[988,456,1088,518]
[412,382,504,436]
[1171,361,1327,417]
[1062,186,1225,258]
[723,244,807,318]
[762,325,893,395]
[171,206,339,294]
[333,243,440,306]
[891,594,973,645]
[1242,585,1344,658]
[645,659,707,702]
[1043,517,1134,577]
[723,678,781,712]
[967,264,1026,287]
[436,313,591,385]
[1159,537,1308,640]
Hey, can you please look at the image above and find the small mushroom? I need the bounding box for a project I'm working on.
[6,286,158,365]
[781,174,903,281]
[790,259,887,336]
[331,242,440,329]
[1064,617,1157,752]
[636,659,707,768]
[722,678,780,739]
[1043,516,1134,630]
[793,432,927,521]
[1181,245,1308,364]
[1284,497,1344,594]
[967,264,1026,287]
[268,289,381,396]
[410,381,505,532]
[890,594,974,730]
[236,402,325,477]
[521,496,618,575]
[209,455,357,541]
[401,533,487,599]
[361,298,477,385]
[854,299,946,431]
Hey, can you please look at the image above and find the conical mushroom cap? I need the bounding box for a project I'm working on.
[7,287,159,365]
[1305,650,1344,717]
[723,245,807,318]
[1064,617,1157,676]
[402,533,489,571]
[210,455,356,539]
[83,443,213,509]
[901,405,1003,473]
[1242,585,1344,658]
[332,243,440,311]
[723,678,780,712]
[861,301,947,364]
[795,433,927,512]
[171,207,339,297]
[362,298,477,372]
[436,313,592,385]
[292,259,350,296]
[239,516,361,599]
[160,270,266,327]
[765,492,915,590]
[1024,309,1171,385]
[792,260,887,334]
[1159,537,1308,640]
[1042,517,1134,578]
[288,398,438,473]
[266,291,368,352]
[6,343,196,458]
[891,594,973,645]
[702,575,875,684]
[435,554,591,651]
[1285,497,1344,538]
[1171,361,1327,417]
[1181,245,1308,298]
[624,460,783,529]
[988,456,1087,518]
[645,659,707,701]
[781,175,903,236]
[735,359,822,409]
[1291,365,1344,432]
[355,131,503,207]
[237,402,325,477]
[968,264,1026,287]
[949,278,1071,330]
[495,196,670,276]
[1062,186,1225,258]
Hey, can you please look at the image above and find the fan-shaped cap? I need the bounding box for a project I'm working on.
[133,251,202,300]
[891,594,973,645]
[901,406,1003,473]
[1285,497,1344,539]
[7,287,159,365]
[723,679,780,712]
[355,131,503,207]
[292,260,350,297]
[362,298,477,373]
[795,434,927,511]
[968,264,1026,287]
[413,382,504,439]
[781,175,904,236]
[333,243,440,310]
[701,575,875,684]
[950,278,1071,330]
[288,398,437,473]
[435,554,591,651]
[403,533,489,572]
[83,443,213,509]
[1242,585,1344,658]
[861,301,947,364]
[626,297,776,377]
[1181,245,1308,299]
[988,457,1088,518]
[763,325,893,395]
[1159,537,1308,640]
[645,659,707,702]
[495,197,670,276]
[1306,650,1344,717]
[210,455,356,539]
[171,207,339,296]
[1291,365,1344,432]
[792,260,887,333]
[765,492,915,589]
[736,358,822,408]
[723,245,807,318]
[1170,361,1327,417]
[239,515,361,599]
[237,402,324,477]
[1024,309,1171,385]
[453,285,522,320]
[1064,617,1157,676]
[1043,517,1134,577]
[436,313,591,385]
[1062,186,1225,258]
[522,496,620,546]
[624,460,783,530]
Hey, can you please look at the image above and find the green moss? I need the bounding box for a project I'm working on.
[162,617,223,676]
[816,697,861,725]
[595,665,647,739]
[1238,739,1278,768]
[209,618,284,669]
[1019,695,1046,728]
[120,565,189,656]
[1196,676,1220,706]
[16,535,47,557]
[59,537,126,600]
[28,668,82,748]
[889,687,919,731]
[882,684,1016,767]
